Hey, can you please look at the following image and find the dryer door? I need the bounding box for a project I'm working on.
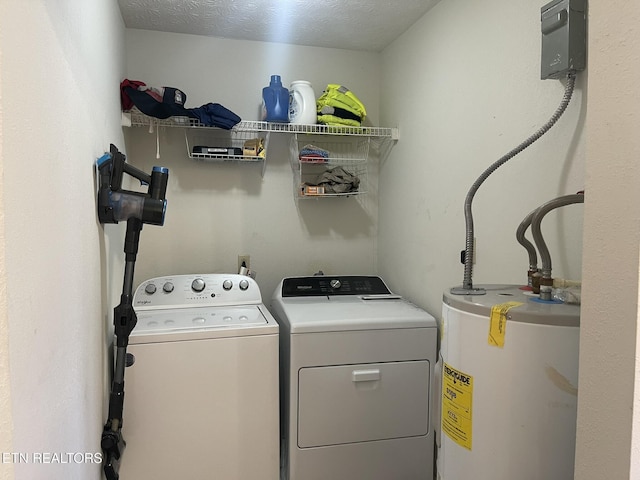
[297,360,430,448]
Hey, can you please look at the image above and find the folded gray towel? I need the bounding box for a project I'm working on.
[305,166,360,194]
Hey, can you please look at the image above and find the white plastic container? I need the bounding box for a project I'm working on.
[288,81,316,124]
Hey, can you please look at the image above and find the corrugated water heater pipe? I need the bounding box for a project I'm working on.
[531,192,584,300]
[451,71,577,295]
[516,208,540,287]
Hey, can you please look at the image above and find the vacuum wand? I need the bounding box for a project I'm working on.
[97,144,169,480]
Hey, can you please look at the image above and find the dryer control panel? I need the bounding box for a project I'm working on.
[282,276,391,297]
[134,274,262,309]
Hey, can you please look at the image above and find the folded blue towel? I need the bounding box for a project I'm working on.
[299,144,329,160]
[188,103,241,129]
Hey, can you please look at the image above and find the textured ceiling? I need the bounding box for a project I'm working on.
[118,0,441,52]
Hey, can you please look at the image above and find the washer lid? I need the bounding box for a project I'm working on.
[129,305,278,343]
[274,295,437,333]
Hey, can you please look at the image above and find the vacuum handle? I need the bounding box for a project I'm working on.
[150,166,169,201]
[109,143,152,190]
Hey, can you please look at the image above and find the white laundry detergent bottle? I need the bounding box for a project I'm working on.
[288,81,316,124]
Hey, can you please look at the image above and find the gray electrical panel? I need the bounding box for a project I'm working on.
[540,0,587,79]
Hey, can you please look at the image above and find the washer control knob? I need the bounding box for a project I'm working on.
[163,282,174,293]
[239,279,249,291]
[144,283,157,295]
[191,278,206,292]
[223,279,233,291]
[330,279,342,289]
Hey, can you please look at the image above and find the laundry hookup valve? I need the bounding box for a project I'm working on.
[97,144,169,480]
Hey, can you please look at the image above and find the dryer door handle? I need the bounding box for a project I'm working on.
[352,369,381,382]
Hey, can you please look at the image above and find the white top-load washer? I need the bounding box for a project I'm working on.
[118,274,279,480]
[270,275,438,480]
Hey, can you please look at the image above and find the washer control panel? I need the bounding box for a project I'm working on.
[134,274,261,309]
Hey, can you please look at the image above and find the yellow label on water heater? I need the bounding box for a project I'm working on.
[442,363,473,450]
[488,301,523,347]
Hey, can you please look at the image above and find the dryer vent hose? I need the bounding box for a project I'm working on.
[456,71,577,294]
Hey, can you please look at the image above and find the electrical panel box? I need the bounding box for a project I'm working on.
[540,0,587,79]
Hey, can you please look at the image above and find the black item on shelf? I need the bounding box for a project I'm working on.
[121,79,241,129]
[192,146,243,156]
[123,84,191,119]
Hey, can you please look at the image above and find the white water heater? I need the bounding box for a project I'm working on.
[437,285,579,480]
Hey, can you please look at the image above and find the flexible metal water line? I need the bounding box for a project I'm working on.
[452,71,577,295]
[531,192,584,300]
[515,208,539,284]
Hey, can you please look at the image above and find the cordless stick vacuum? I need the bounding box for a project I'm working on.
[97,144,169,480]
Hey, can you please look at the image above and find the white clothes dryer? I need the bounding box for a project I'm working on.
[270,275,438,480]
[118,274,279,480]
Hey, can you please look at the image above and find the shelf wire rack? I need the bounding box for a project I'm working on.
[126,111,398,139]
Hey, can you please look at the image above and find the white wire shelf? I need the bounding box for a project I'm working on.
[125,111,398,139]
[189,153,264,162]
[184,128,269,176]
[298,165,368,198]
[298,190,365,199]
[292,134,370,163]
[292,134,368,199]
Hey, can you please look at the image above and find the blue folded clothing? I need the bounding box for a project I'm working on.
[188,103,241,129]
[299,144,329,161]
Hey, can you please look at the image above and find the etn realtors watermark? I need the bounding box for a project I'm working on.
[2,452,103,464]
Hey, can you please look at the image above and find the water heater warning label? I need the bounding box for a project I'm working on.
[442,363,473,450]
[488,301,524,347]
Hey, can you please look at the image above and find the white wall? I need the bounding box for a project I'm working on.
[379,0,585,316]
[0,1,125,479]
[0,29,14,479]
[380,1,640,478]
[123,29,382,299]
[576,1,640,478]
